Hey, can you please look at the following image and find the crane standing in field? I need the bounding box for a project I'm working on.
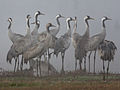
[54,17,75,74]
[98,40,117,80]
[23,23,56,76]
[33,14,64,75]
[20,11,45,70]
[7,15,31,72]
[87,16,112,74]
[7,18,24,71]
[72,17,82,70]
[75,16,94,71]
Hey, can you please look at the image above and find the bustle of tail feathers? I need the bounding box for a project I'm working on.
[6,46,14,64]
[98,40,117,61]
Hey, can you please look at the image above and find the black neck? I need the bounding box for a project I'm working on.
[67,20,71,29]
[56,17,60,25]
[8,21,11,29]
[35,14,40,28]
[102,20,105,28]
[35,14,38,24]
[27,19,30,28]
[85,19,89,28]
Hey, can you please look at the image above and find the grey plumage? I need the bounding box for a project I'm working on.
[7,18,24,43]
[98,40,117,61]
[23,23,56,76]
[72,17,82,48]
[38,14,64,39]
[75,16,94,70]
[7,45,18,64]
[54,17,74,73]
[87,16,112,73]
[29,59,58,76]
[54,17,74,56]
[98,40,117,80]
[31,11,45,45]
[6,15,31,72]
[23,23,56,62]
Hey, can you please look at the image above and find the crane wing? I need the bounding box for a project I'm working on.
[86,34,104,51]
[23,40,47,60]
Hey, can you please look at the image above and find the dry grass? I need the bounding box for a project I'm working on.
[0,74,120,90]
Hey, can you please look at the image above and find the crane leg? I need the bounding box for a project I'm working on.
[103,60,105,81]
[39,57,41,77]
[17,57,19,71]
[61,53,65,74]
[79,60,82,70]
[36,59,39,77]
[48,49,50,75]
[84,57,86,72]
[93,50,96,74]
[44,52,47,62]
[75,59,77,71]
[107,60,110,79]
[20,55,23,71]
[14,57,17,72]
[88,51,92,73]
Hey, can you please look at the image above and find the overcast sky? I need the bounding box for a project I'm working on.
[0,0,120,73]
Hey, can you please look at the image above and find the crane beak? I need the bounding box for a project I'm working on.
[107,18,112,20]
[40,12,45,15]
[61,16,65,18]
[90,17,95,20]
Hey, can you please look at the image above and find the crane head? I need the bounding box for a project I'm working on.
[8,18,12,22]
[26,14,31,19]
[102,16,112,21]
[56,14,65,19]
[34,11,45,17]
[66,17,75,22]
[74,16,77,22]
[84,15,95,21]
[74,16,77,27]
[47,23,56,27]
[74,16,77,20]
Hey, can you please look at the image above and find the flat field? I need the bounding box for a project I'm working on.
[0,74,120,90]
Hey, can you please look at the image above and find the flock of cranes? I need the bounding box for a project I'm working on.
[7,11,117,79]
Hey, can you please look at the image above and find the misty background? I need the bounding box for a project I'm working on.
[0,0,120,73]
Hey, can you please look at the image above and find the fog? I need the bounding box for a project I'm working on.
[0,0,120,73]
